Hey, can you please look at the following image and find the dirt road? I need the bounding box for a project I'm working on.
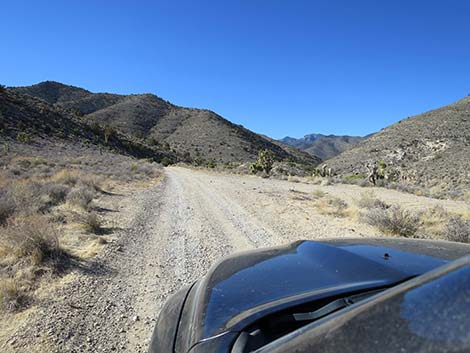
[4,167,469,352]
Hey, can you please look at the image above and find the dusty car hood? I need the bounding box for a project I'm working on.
[175,239,451,352]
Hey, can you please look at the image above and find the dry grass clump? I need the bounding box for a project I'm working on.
[0,216,69,312]
[464,191,470,204]
[356,191,390,210]
[361,205,419,238]
[50,169,81,186]
[51,169,101,190]
[0,216,64,267]
[314,195,349,218]
[41,182,71,205]
[443,217,470,243]
[66,184,96,210]
[0,278,30,312]
[76,211,103,234]
[0,188,16,225]
[417,205,451,237]
[311,189,326,199]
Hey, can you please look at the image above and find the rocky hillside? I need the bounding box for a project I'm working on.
[327,96,470,195]
[11,81,320,166]
[280,133,366,160]
[0,87,177,163]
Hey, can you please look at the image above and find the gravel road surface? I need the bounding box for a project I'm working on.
[4,167,469,352]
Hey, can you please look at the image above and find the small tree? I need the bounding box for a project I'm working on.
[377,160,387,179]
[0,85,6,94]
[257,149,275,174]
[90,121,101,134]
[104,125,115,144]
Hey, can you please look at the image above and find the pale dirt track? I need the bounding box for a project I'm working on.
[3,167,469,352]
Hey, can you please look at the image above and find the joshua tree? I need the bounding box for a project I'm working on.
[257,149,275,174]
[104,125,115,144]
[366,163,379,185]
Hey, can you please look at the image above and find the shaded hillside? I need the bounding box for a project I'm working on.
[13,81,319,166]
[328,97,470,195]
[280,133,366,160]
[0,88,176,163]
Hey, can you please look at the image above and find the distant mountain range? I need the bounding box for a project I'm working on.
[280,133,368,160]
[3,81,469,194]
[8,81,320,166]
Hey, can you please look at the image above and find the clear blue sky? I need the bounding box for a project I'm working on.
[2,1,469,139]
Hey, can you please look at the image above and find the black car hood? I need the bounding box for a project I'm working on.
[175,239,452,352]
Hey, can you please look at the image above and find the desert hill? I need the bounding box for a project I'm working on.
[0,87,176,163]
[327,96,470,195]
[11,81,320,166]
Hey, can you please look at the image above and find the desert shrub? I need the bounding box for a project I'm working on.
[223,163,235,169]
[442,217,470,243]
[311,189,326,199]
[0,188,16,225]
[160,157,172,167]
[463,191,470,204]
[9,181,48,214]
[41,182,71,205]
[342,173,367,183]
[287,175,301,183]
[103,125,115,143]
[16,132,32,143]
[415,205,451,239]
[66,184,95,209]
[51,169,81,186]
[0,278,30,312]
[315,196,349,217]
[146,136,159,146]
[362,205,419,237]
[135,163,160,177]
[77,211,103,234]
[320,178,331,186]
[356,192,390,210]
[89,121,102,134]
[0,216,63,266]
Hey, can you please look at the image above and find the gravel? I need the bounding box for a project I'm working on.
[4,167,469,352]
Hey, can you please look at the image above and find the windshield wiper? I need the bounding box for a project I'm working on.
[293,289,384,322]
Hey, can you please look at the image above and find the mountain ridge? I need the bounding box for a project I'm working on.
[8,81,320,167]
[327,96,470,196]
[280,133,367,160]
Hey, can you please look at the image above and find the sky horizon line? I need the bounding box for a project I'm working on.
[5,77,467,140]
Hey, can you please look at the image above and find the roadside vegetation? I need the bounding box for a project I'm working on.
[355,192,470,243]
[0,152,163,313]
[304,189,469,244]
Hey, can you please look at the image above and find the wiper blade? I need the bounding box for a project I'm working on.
[293,289,383,322]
